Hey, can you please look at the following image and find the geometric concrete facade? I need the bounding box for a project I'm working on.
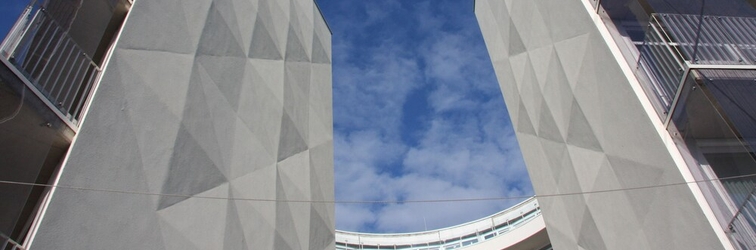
[25,0,333,249]
[475,0,730,249]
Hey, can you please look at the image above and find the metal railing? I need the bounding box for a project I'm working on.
[595,5,756,248]
[658,14,756,65]
[0,2,102,126]
[638,13,756,113]
[335,198,543,250]
[724,180,756,249]
[638,14,687,111]
[1,233,26,250]
[633,12,756,249]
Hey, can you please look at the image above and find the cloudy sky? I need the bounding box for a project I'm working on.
[0,0,534,234]
[315,0,534,233]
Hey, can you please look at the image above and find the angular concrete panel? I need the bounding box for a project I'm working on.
[476,0,728,249]
[30,0,333,249]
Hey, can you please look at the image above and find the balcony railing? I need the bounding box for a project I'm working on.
[725,180,756,249]
[638,13,756,113]
[0,2,102,127]
[335,198,544,250]
[634,12,756,250]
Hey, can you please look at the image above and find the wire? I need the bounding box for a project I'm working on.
[0,85,25,124]
[1,172,755,204]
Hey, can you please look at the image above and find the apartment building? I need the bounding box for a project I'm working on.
[0,0,334,249]
[476,0,756,249]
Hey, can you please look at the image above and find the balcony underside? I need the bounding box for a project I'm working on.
[0,61,73,243]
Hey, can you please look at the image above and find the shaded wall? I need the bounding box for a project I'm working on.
[30,0,334,248]
[475,0,726,249]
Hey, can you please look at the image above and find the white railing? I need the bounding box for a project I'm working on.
[0,1,102,126]
[638,13,756,115]
[724,180,756,249]
[335,197,542,250]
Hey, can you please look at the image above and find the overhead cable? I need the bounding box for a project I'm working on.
[1,172,755,204]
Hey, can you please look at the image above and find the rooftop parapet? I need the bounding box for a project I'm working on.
[335,197,547,250]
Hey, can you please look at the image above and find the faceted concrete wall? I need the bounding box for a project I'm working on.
[30,0,333,249]
[475,0,727,249]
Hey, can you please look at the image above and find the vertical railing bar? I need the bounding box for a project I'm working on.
[744,18,756,49]
[44,40,73,90]
[711,18,738,63]
[739,19,756,63]
[26,18,58,78]
[17,13,45,69]
[715,20,733,63]
[72,67,94,120]
[672,15,693,58]
[662,38,684,96]
[728,183,756,229]
[68,64,93,116]
[60,55,87,112]
[21,15,53,70]
[72,65,99,120]
[652,45,678,101]
[52,54,83,107]
[54,43,78,99]
[699,19,720,63]
[719,17,752,64]
[684,15,705,61]
[0,2,34,56]
[64,55,92,111]
[724,18,747,62]
[663,67,691,128]
[684,15,703,60]
[665,15,692,59]
[646,40,672,93]
[650,23,679,83]
[50,53,77,103]
[699,18,715,62]
[649,26,683,102]
[35,30,67,89]
[9,10,41,66]
[654,15,687,66]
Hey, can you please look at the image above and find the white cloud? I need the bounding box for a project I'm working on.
[322,0,534,233]
[332,43,423,134]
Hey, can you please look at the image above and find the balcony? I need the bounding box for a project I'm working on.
[636,13,756,249]
[0,0,130,246]
[1,3,103,128]
[593,0,756,248]
[639,13,756,113]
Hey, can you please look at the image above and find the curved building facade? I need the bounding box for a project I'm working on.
[4,0,756,249]
[335,198,551,250]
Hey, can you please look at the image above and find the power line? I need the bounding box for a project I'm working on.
[1,172,755,204]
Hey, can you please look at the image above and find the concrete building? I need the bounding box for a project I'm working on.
[476,0,756,249]
[335,198,551,250]
[0,0,333,249]
[6,0,756,249]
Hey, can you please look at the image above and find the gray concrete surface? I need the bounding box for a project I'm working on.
[475,0,727,249]
[29,0,333,249]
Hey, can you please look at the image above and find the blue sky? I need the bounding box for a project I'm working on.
[0,0,533,234]
[315,0,533,233]
[0,0,27,39]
